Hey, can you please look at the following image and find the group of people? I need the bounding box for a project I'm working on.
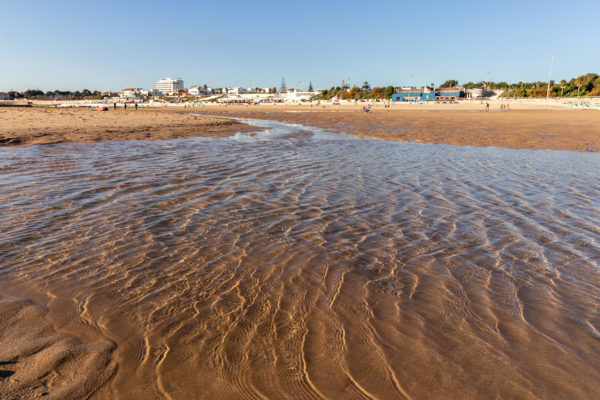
[112,102,138,110]
[485,102,510,111]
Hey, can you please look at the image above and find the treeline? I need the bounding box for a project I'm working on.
[316,82,396,100]
[498,73,600,98]
[461,73,599,98]
[7,89,104,100]
[315,73,600,100]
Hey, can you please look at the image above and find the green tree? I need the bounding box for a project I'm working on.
[362,81,371,91]
[24,89,44,98]
[574,76,584,98]
[280,77,287,93]
[383,86,395,98]
[308,81,313,92]
[440,80,458,88]
[560,80,566,98]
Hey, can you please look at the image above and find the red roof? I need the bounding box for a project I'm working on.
[122,88,135,91]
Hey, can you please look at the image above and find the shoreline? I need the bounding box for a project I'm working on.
[203,108,600,152]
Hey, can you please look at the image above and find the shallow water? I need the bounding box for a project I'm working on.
[1,119,599,399]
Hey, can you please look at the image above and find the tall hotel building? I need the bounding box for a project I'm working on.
[155,78,184,94]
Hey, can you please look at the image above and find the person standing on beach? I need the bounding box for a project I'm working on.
[113,102,116,110]
[124,103,127,110]
[486,102,489,111]
[135,103,138,110]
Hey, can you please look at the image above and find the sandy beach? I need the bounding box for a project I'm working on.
[1,104,600,399]
[0,107,257,146]
[2,105,598,152]
[201,106,600,152]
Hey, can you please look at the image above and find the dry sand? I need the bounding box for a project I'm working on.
[203,107,600,152]
[0,107,257,146]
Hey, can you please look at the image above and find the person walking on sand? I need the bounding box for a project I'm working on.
[135,103,138,110]
[124,103,127,110]
[113,102,116,110]
[486,102,489,112]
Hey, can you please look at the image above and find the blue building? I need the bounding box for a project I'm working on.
[436,87,465,100]
[392,87,464,102]
[392,88,435,102]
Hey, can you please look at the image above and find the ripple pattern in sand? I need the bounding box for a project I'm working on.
[1,122,600,399]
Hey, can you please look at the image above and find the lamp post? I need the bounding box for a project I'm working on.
[546,53,555,99]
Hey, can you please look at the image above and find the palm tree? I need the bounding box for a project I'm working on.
[560,80,566,98]
[574,77,584,98]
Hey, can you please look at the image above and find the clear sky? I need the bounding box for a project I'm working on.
[1,0,598,91]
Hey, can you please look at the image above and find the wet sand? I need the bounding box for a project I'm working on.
[204,108,600,152]
[0,107,257,146]
[0,292,116,400]
[1,114,599,399]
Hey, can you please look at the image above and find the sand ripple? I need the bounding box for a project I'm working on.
[1,121,599,399]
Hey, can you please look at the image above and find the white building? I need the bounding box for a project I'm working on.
[155,78,184,94]
[189,85,213,96]
[121,88,148,98]
[284,89,316,101]
[226,87,248,95]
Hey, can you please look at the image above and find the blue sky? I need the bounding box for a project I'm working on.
[1,0,598,91]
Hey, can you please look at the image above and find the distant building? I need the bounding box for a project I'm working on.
[435,87,465,100]
[465,88,485,99]
[155,78,184,94]
[284,89,314,101]
[392,86,436,102]
[392,86,464,102]
[226,87,248,95]
[0,92,10,100]
[189,85,212,96]
[121,88,148,98]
